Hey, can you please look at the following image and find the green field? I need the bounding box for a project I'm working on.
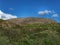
[0,22,60,45]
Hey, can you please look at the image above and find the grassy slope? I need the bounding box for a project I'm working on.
[0,19,60,45]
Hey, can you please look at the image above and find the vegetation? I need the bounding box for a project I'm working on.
[0,19,60,45]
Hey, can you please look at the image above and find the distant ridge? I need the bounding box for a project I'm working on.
[7,17,56,25]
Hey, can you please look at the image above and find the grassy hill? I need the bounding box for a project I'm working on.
[0,18,60,45]
[8,18,56,25]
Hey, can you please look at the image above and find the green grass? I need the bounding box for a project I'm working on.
[0,23,60,45]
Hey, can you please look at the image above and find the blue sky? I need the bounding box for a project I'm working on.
[0,0,60,22]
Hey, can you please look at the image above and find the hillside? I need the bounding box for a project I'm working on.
[8,18,56,25]
[0,18,60,45]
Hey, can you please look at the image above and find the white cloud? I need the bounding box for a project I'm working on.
[38,10,59,18]
[0,10,17,20]
[38,10,51,15]
[52,14,59,17]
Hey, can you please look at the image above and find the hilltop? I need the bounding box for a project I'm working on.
[8,18,56,25]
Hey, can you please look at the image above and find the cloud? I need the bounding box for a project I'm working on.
[0,10,17,20]
[38,10,51,15]
[9,8,14,10]
[38,10,59,18]
[52,14,59,17]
